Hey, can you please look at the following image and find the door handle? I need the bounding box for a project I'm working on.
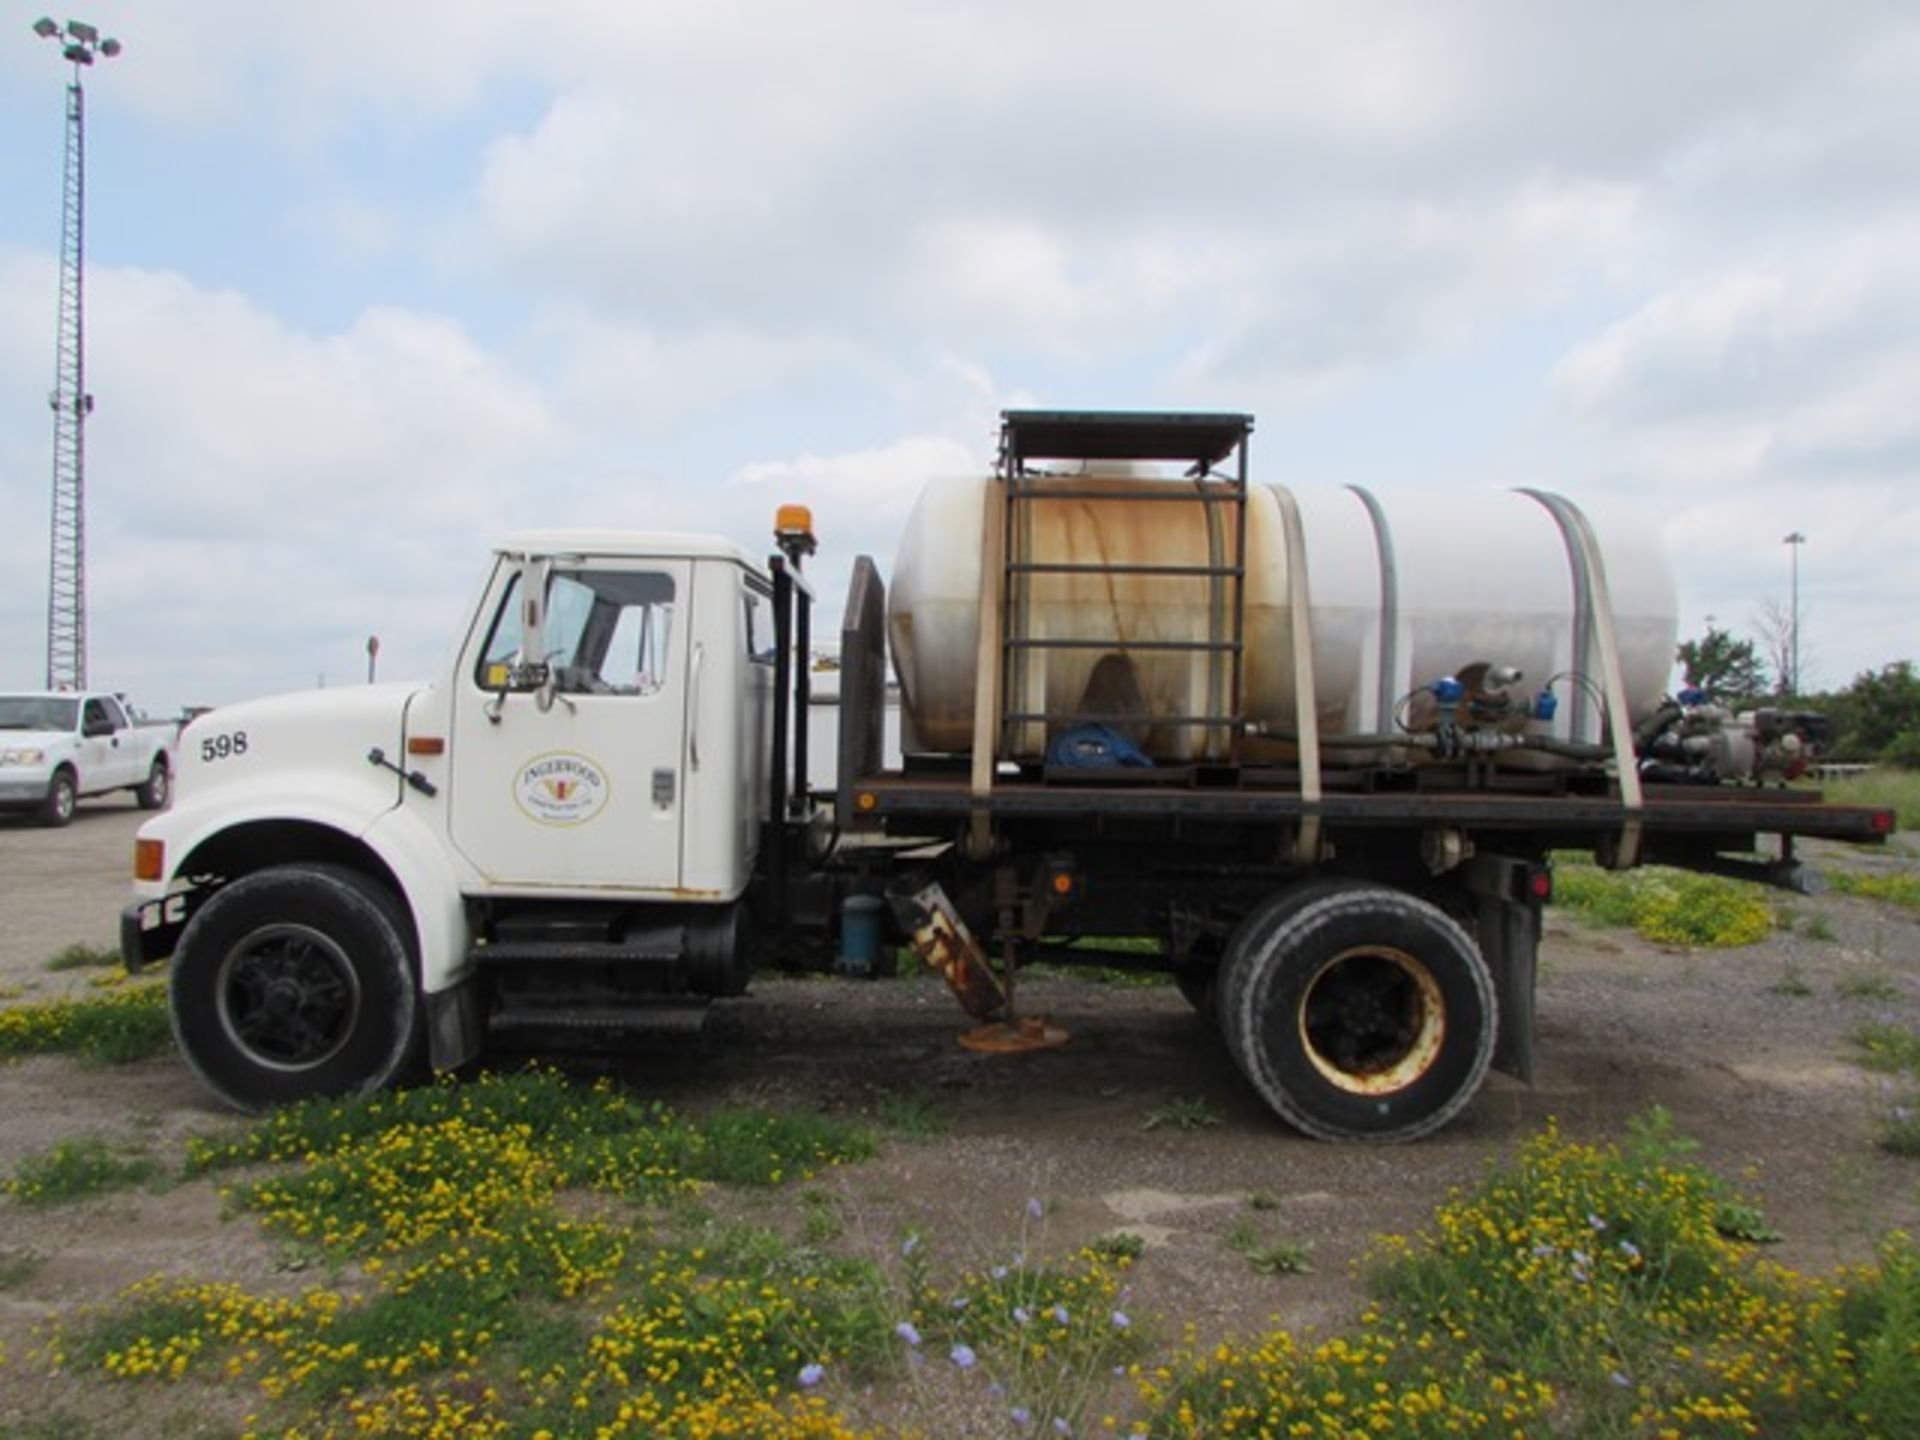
[688,642,704,771]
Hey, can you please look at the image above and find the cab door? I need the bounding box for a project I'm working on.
[81,696,137,791]
[448,558,692,892]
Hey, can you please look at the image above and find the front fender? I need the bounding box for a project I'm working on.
[134,777,472,996]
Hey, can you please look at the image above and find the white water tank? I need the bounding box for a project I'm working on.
[887,475,1677,763]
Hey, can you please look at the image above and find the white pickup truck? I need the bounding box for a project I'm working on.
[0,691,176,826]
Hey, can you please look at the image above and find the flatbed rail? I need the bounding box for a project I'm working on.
[845,772,1895,845]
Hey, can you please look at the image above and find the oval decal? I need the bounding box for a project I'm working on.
[514,751,610,826]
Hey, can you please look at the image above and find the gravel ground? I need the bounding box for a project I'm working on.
[0,805,1916,1427]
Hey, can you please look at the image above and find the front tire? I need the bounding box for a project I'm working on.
[1219,885,1496,1143]
[38,769,77,828]
[136,758,170,810]
[170,864,421,1112]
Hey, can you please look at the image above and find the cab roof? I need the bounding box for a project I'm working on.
[494,530,758,567]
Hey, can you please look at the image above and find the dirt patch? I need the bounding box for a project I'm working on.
[1,813,1918,1419]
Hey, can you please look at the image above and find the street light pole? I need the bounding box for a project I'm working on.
[31,17,121,692]
[1782,531,1806,695]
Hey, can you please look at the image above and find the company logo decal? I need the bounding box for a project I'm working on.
[514,752,610,826]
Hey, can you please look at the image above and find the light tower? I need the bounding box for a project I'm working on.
[32,16,121,691]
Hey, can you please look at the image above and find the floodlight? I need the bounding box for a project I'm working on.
[99,37,119,56]
[33,17,59,37]
[66,20,98,42]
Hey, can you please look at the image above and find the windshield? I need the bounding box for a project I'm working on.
[0,696,79,731]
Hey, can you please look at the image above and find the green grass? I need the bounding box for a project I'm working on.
[0,1250,44,1290]
[872,1090,953,1138]
[44,942,121,972]
[0,983,173,1064]
[1142,1097,1223,1132]
[6,1136,161,1208]
[1829,869,1920,911]
[1855,1021,1920,1079]
[1823,766,1920,831]
[1877,1107,1920,1158]
[1552,863,1774,946]
[1837,970,1901,1001]
[42,1083,1920,1440]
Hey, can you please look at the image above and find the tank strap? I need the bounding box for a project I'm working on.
[1268,484,1323,860]
[1344,484,1400,733]
[1516,488,1643,869]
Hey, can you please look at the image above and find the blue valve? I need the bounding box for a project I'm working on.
[1430,676,1465,705]
[1531,688,1558,721]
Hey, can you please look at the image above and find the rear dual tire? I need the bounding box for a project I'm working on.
[1217,883,1496,1143]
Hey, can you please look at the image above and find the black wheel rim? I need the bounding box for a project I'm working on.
[215,924,362,1071]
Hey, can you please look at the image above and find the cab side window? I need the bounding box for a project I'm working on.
[476,568,677,696]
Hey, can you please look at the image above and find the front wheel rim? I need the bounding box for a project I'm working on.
[215,923,362,1071]
[1297,945,1447,1095]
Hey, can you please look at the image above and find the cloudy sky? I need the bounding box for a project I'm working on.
[1,1,1915,714]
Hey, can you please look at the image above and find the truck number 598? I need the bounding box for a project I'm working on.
[201,731,249,763]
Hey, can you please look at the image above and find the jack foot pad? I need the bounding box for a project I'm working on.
[957,1017,1071,1054]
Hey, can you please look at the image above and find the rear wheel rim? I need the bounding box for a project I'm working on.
[215,924,362,1071]
[1297,945,1446,1095]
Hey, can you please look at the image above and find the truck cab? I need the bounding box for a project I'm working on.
[124,530,783,1111]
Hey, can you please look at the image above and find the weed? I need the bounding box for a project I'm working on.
[1837,969,1900,1001]
[1246,1190,1282,1211]
[1142,1097,1223,1132]
[44,942,120,972]
[1713,1200,1784,1243]
[1854,1020,1920,1079]
[1803,912,1838,942]
[1876,1105,1920,1157]
[0,983,173,1063]
[872,1091,952,1139]
[6,1136,161,1207]
[0,1249,44,1289]
[1830,869,1920,911]
[1552,864,1773,946]
[801,1188,845,1245]
[1091,1231,1145,1262]
[1243,1240,1313,1275]
[0,1416,95,1440]
[1770,960,1814,997]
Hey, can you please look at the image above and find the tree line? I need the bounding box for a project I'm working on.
[1676,627,1919,766]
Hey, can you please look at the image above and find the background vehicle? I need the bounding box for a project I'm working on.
[0,690,176,826]
[122,411,1894,1140]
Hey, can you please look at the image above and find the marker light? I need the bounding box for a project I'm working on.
[134,838,164,881]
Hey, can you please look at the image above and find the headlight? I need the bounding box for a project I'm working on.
[0,748,46,766]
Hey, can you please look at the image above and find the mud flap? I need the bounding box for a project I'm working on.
[1463,855,1541,1084]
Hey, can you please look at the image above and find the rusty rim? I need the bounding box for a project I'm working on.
[1297,945,1446,1095]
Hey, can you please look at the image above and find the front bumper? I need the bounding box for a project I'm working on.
[0,776,51,807]
[121,888,207,973]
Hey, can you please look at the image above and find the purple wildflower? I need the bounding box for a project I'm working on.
[798,1362,825,1388]
[895,1321,922,1347]
[950,1343,978,1370]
